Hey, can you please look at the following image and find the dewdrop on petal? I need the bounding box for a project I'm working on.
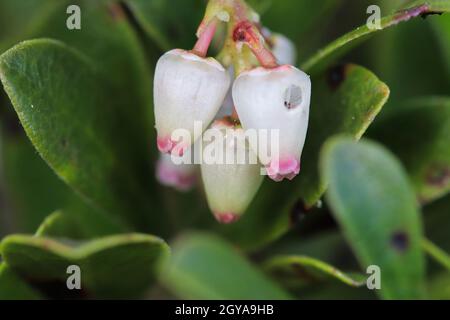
[271,33,297,65]
[156,153,197,191]
[154,49,230,156]
[232,65,311,182]
[200,120,263,224]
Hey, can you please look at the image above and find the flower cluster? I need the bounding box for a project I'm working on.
[153,0,311,223]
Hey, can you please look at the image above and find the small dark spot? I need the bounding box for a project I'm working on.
[390,231,409,252]
[327,64,348,90]
[233,21,253,43]
[61,138,68,148]
[284,85,302,110]
[107,3,125,20]
[290,263,317,283]
[420,11,443,19]
[290,199,310,226]
[427,165,450,188]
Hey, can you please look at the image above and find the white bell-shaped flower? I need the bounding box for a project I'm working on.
[200,120,263,223]
[156,153,197,191]
[232,65,311,182]
[154,49,231,156]
[272,33,297,65]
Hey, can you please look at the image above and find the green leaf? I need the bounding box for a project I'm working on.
[35,208,123,240]
[125,0,204,50]
[162,233,291,299]
[1,233,170,299]
[371,97,450,204]
[321,137,425,299]
[263,255,366,288]
[0,39,158,231]
[0,263,42,300]
[219,64,389,250]
[301,1,450,75]
[1,0,170,234]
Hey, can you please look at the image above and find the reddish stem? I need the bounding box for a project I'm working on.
[193,19,218,57]
[233,20,278,68]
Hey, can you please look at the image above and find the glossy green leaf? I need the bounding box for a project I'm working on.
[0,263,42,300]
[321,137,425,299]
[264,255,365,289]
[218,64,389,250]
[371,97,450,204]
[162,233,291,299]
[301,1,450,75]
[1,233,170,299]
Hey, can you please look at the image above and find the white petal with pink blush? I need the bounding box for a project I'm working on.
[154,49,231,156]
[156,153,197,191]
[232,65,311,182]
[200,121,263,223]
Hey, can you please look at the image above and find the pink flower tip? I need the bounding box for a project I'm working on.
[156,159,196,192]
[266,156,301,182]
[214,212,241,224]
[157,136,186,156]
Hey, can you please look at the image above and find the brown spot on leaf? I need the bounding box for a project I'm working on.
[391,231,409,252]
[327,64,349,90]
[426,165,450,188]
[290,263,318,283]
[107,3,126,20]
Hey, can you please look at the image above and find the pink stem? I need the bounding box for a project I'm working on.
[193,19,218,57]
[233,21,278,69]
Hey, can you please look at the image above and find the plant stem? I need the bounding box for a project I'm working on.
[233,21,278,68]
[422,238,450,271]
[192,19,218,57]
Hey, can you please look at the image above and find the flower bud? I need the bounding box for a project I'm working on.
[154,49,231,155]
[200,120,263,223]
[156,153,197,191]
[271,33,297,65]
[232,65,311,181]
